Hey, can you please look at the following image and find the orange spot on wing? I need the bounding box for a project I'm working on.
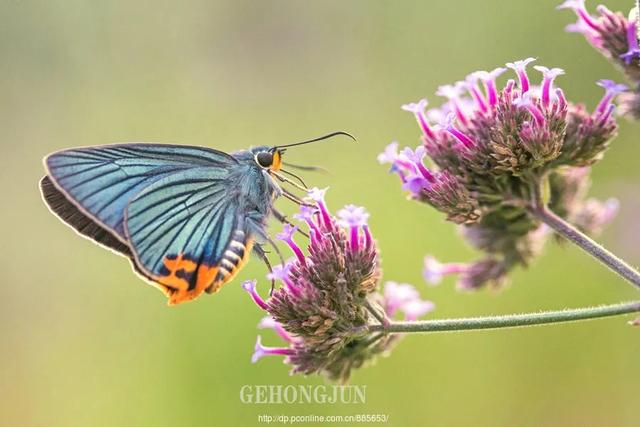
[150,237,254,305]
[153,253,196,292]
[149,253,216,306]
[166,263,219,306]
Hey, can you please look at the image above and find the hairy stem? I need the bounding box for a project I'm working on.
[531,205,640,290]
[527,174,640,290]
[368,301,640,333]
[364,299,391,327]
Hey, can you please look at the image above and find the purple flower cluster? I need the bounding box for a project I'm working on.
[559,0,640,118]
[558,0,638,68]
[243,188,433,381]
[381,59,621,289]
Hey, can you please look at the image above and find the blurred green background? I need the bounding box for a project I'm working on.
[2,0,639,426]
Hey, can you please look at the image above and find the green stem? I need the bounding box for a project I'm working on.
[528,174,640,291]
[531,205,640,290]
[368,301,640,334]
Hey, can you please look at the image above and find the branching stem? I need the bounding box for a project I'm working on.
[530,206,640,290]
[368,301,640,333]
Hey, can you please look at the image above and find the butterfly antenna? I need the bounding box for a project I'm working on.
[274,131,356,149]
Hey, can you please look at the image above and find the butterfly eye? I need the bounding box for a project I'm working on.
[255,151,274,168]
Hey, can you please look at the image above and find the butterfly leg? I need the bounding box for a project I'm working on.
[272,208,309,238]
[253,244,277,295]
[247,215,286,296]
[264,234,285,265]
[263,236,284,297]
[246,215,285,265]
[281,188,314,207]
[271,170,308,192]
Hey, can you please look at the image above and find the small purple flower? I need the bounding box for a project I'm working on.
[293,205,321,236]
[572,196,620,235]
[595,79,628,115]
[399,145,426,164]
[620,20,640,64]
[597,103,616,125]
[426,105,450,124]
[565,18,593,35]
[276,224,306,264]
[337,204,369,228]
[307,186,328,203]
[307,187,331,226]
[466,72,492,113]
[402,172,431,195]
[242,279,269,310]
[383,281,419,316]
[399,146,436,182]
[251,336,294,364]
[401,98,436,139]
[337,204,370,251]
[455,258,509,291]
[377,141,399,165]
[557,0,601,31]
[506,57,536,93]
[257,316,278,329]
[293,205,318,223]
[400,299,435,321]
[555,88,568,110]
[436,82,471,125]
[258,316,296,343]
[422,255,469,285]
[382,281,434,320]
[456,97,477,120]
[443,113,476,149]
[422,255,445,284]
[267,261,299,296]
[599,198,620,224]
[436,83,464,100]
[513,92,546,127]
[465,73,489,113]
[534,66,565,108]
[275,223,296,242]
[471,67,507,107]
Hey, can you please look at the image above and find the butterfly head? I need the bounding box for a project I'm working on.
[252,147,284,172]
[251,132,355,175]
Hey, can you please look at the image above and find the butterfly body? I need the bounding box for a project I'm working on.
[40,132,353,305]
[41,143,283,305]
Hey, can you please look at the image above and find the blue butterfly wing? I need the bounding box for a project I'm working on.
[124,167,255,305]
[40,175,133,256]
[44,143,238,240]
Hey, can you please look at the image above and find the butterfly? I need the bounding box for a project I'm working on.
[40,132,353,305]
